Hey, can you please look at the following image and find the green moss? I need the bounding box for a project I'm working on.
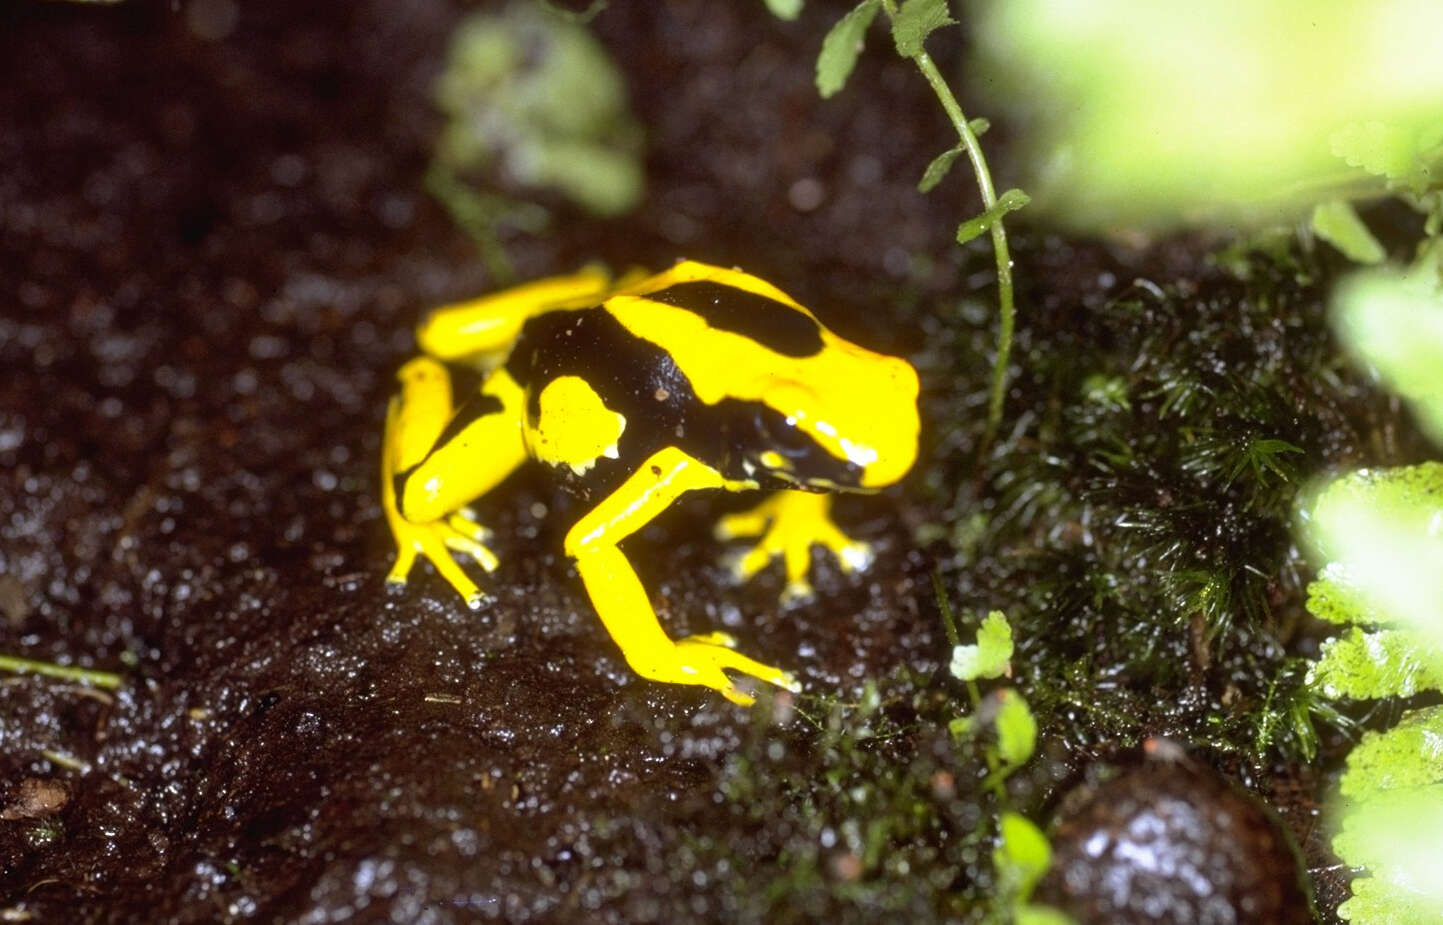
[687,678,997,921]
[923,237,1411,766]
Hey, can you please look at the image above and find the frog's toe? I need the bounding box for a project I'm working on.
[674,638,800,695]
[443,530,500,572]
[387,517,495,606]
[714,507,771,541]
[680,630,740,649]
[834,539,874,573]
[447,511,494,543]
[780,579,815,607]
[385,545,418,587]
[634,636,799,705]
[724,544,775,583]
[718,684,756,707]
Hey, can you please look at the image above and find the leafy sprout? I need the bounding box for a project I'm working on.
[813,0,1027,450]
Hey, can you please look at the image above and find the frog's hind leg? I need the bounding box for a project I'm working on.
[383,358,528,607]
[564,447,801,705]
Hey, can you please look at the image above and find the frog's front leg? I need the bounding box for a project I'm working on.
[564,447,801,705]
[715,491,875,603]
[383,358,528,607]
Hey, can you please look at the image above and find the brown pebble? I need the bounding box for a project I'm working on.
[1037,761,1313,924]
[2,778,69,820]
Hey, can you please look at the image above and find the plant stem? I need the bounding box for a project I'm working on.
[0,653,123,689]
[932,568,961,648]
[911,48,1017,453]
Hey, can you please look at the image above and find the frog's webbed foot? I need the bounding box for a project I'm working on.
[657,632,801,706]
[385,511,499,609]
[714,491,874,604]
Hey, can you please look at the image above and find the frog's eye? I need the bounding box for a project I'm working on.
[756,409,814,460]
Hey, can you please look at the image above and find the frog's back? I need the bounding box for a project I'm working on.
[504,304,741,496]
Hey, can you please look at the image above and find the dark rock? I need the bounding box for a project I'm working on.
[1038,760,1313,924]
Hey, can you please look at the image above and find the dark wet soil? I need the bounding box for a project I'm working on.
[1,2,1349,922]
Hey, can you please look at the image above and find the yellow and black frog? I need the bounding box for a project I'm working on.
[381,260,919,704]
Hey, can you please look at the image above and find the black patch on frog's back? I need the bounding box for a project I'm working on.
[504,306,858,500]
[506,307,721,496]
[639,280,824,357]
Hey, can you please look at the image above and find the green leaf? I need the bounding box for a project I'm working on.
[1225,436,1303,486]
[1340,873,1443,925]
[1014,905,1075,925]
[957,188,1031,245]
[1333,785,1443,922]
[994,689,1037,766]
[1330,121,1438,194]
[1312,199,1385,264]
[1306,627,1443,700]
[1333,269,1443,446]
[1305,462,1443,659]
[918,145,963,193]
[994,811,1051,898]
[1339,706,1443,800]
[815,0,881,99]
[433,6,644,217]
[891,0,955,58]
[968,117,990,138]
[1306,565,1388,626]
[764,0,803,20]
[1081,373,1130,411]
[950,610,1013,680]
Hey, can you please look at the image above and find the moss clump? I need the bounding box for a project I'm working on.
[925,238,1416,765]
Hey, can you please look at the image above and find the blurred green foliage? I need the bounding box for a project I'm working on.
[1305,263,1443,924]
[434,3,643,217]
[428,2,644,278]
[1331,707,1443,924]
[1333,260,1443,446]
[972,0,1443,231]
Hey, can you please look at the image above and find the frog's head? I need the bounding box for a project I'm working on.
[739,345,920,492]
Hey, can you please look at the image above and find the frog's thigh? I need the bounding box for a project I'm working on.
[393,368,529,523]
[386,357,455,474]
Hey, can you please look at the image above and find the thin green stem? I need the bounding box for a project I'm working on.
[0,653,123,689]
[41,749,92,773]
[910,48,1017,453]
[932,567,960,648]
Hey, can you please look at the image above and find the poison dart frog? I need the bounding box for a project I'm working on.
[381,260,920,704]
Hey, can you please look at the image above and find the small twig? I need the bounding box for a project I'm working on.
[0,654,123,690]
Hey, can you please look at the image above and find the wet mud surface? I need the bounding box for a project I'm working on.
[1,3,949,921]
